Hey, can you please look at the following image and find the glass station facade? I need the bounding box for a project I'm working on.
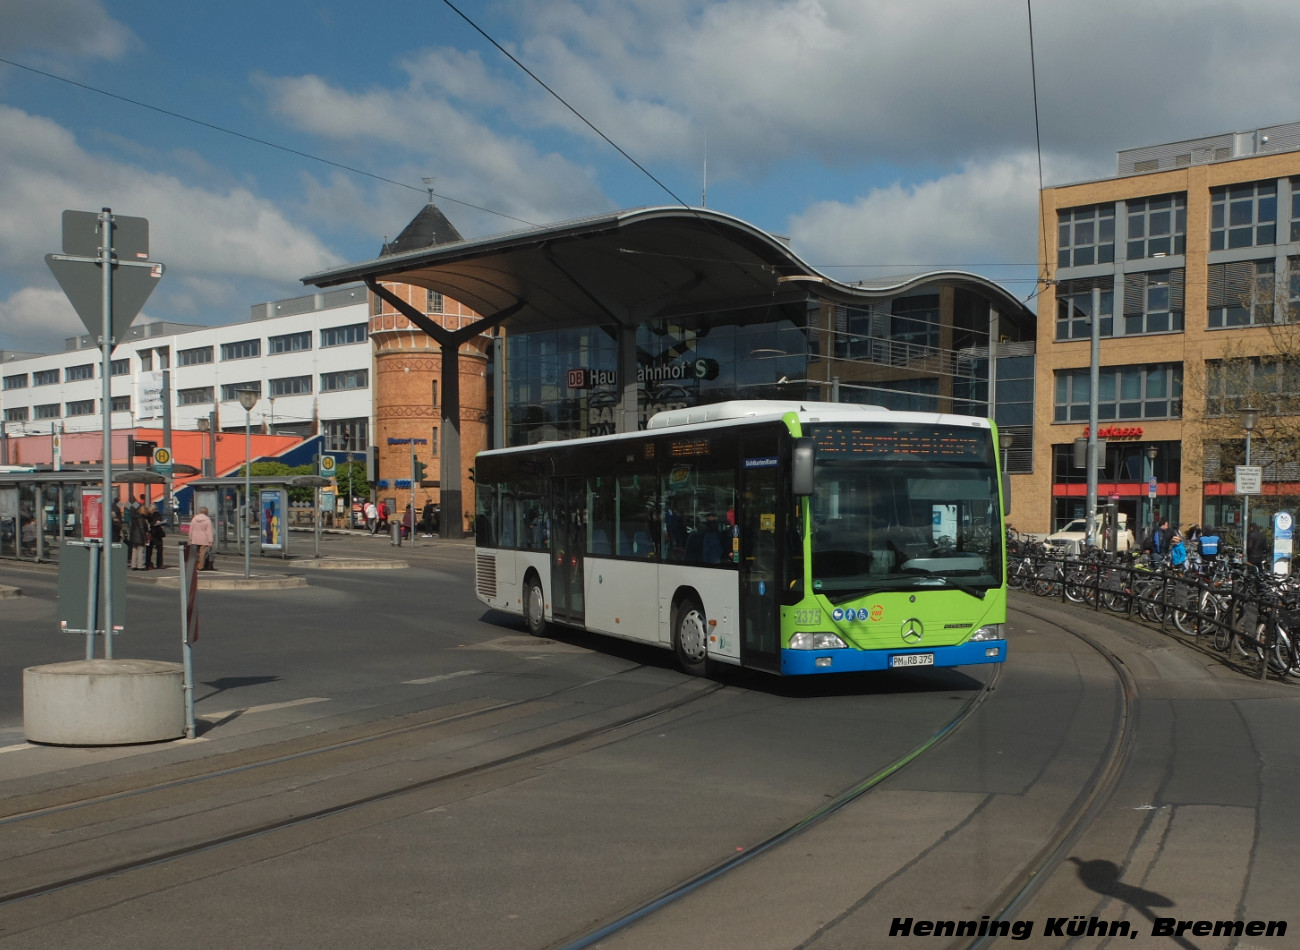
[500,289,1036,452]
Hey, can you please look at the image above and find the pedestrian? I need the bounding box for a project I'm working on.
[377,500,389,533]
[364,499,378,534]
[420,499,435,537]
[188,506,215,571]
[1152,518,1171,556]
[1247,522,1269,571]
[402,503,415,540]
[129,503,151,570]
[1168,531,1188,569]
[111,500,124,544]
[148,510,167,569]
[1199,525,1220,565]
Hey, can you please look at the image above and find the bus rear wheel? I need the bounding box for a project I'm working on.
[523,576,548,637]
[673,597,711,676]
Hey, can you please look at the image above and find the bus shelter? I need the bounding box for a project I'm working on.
[182,475,333,560]
[0,469,164,563]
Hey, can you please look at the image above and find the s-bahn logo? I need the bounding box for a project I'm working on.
[900,619,924,643]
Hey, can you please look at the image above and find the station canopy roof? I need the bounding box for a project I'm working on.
[303,206,1033,336]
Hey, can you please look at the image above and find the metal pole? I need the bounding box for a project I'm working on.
[410,440,417,548]
[99,209,115,658]
[244,408,252,579]
[179,542,196,738]
[1085,285,1101,548]
[161,365,172,522]
[1243,428,1252,542]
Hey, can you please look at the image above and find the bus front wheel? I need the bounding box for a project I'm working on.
[673,597,711,676]
[524,575,548,637]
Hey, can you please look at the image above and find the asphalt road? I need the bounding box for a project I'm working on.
[1,539,1297,949]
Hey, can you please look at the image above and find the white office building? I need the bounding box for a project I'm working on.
[1,286,373,455]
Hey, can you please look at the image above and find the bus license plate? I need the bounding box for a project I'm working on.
[891,654,934,668]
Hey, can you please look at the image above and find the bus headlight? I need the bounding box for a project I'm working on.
[789,632,848,650]
[969,624,1004,641]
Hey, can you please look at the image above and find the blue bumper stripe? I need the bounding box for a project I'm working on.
[780,640,1006,675]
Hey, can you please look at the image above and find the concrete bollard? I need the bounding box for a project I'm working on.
[24,659,185,745]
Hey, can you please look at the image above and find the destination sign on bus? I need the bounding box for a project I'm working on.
[813,425,990,462]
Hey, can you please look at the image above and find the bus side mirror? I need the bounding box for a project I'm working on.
[792,438,815,496]
[1002,471,1012,514]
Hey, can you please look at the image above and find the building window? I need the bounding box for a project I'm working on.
[1208,260,1277,328]
[323,418,367,452]
[1210,180,1277,250]
[320,323,368,347]
[890,295,940,349]
[430,426,438,456]
[1126,193,1186,260]
[111,395,131,413]
[221,339,261,361]
[221,381,261,402]
[2,373,27,390]
[320,369,368,392]
[1206,356,1300,417]
[372,290,383,316]
[111,358,130,376]
[268,375,312,397]
[177,387,215,406]
[140,351,152,371]
[268,331,312,354]
[1058,204,1115,268]
[66,399,95,416]
[426,289,444,313]
[1123,269,1184,335]
[1055,278,1113,341]
[33,369,60,386]
[34,403,61,419]
[65,363,95,381]
[5,407,30,422]
[1054,363,1183,422]
[178,346,214,366]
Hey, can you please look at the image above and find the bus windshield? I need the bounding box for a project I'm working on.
[806,423,1003,603]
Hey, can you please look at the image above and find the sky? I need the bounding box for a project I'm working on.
[2,0,1300,354]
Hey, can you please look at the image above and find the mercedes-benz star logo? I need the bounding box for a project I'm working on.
[900,619,924,643]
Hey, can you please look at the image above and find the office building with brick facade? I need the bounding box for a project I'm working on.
[1030,121,1300,542]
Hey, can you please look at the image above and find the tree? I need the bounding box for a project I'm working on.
[1183,262,1300,539]
[334,460,370,501]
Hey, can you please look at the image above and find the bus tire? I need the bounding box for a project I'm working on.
[523,574,548,637]
[673,596,711,677]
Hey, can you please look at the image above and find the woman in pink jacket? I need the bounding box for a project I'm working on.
[188,506,216,571]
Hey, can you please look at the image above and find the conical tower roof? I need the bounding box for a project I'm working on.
[380,201,463,257]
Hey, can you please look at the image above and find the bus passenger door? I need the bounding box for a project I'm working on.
[550,476,585,626]
[739,435,782,672]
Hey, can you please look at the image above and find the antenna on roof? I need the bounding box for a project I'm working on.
[700,134,708,208]
[422,177,436,204]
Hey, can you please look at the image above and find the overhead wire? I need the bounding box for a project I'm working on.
[439,0,691,211]
[1025,0,1054,303]
[0,55,537,228]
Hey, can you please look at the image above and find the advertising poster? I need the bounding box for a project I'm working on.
[260,489,285,552]
[1273,510,1293,575]
[81,487,103,540]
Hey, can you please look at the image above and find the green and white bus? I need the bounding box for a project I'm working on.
[473,401,1008,676]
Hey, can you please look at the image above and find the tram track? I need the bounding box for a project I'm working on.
[562,605,1139,950]
[0,610,1139,950]
[0,666,724,914]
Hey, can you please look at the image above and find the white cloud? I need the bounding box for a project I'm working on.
[786,151,1097,293]
[0,0,139,62]
[0,286,88,353]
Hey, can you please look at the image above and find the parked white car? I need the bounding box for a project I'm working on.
[1045,515,1135,554]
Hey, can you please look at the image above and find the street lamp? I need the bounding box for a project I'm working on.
[237,388,260,579]
[998,432,1013,474]
[1240,406,1259,542]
